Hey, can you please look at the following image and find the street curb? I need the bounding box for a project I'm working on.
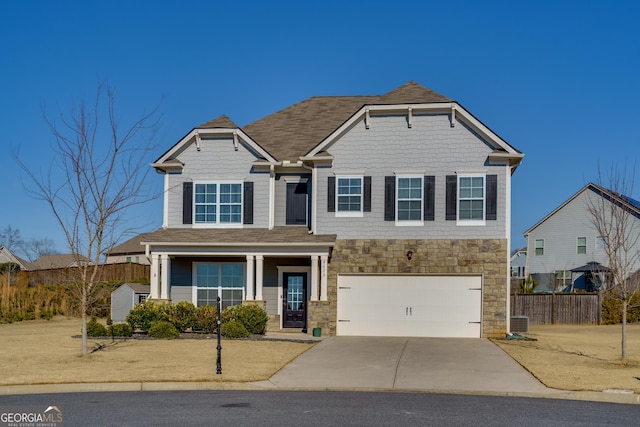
[1,382,639,405]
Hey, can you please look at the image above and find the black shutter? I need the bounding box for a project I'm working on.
[182,182,193,224]
[446,175,457,221]
[327,176,335,212]
[486,175,497,221]
[287,182,308,225]
[363,176,372,212]
[424,176,435,221]
[243,182,254,224]
[384,176,395,221]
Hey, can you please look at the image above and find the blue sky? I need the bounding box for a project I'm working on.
[1,0,639,254]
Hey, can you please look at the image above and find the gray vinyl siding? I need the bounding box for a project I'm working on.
[315,113,507,239]
[525,189,640,285]
[274,174,310,227]
[171,286,193,304]
[165,137,269,228]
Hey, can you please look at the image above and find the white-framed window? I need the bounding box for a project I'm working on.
[193,262,244,309]
[596,236,608,249]
[577,237,587,254]
[535,239,544,256]
[396,176,423,225]
[194,182,242,226]
[458,174,485,225]
[336,176,363,217]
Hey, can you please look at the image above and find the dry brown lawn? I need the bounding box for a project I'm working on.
[0,317,314,385]
[4,318,640,393]
[494,323,640,393]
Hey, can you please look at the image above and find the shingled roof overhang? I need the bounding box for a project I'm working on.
[140,227,336,250]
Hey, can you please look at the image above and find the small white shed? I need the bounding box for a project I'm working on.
[110,283,150,322]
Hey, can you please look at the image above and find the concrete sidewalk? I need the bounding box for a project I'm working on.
[260,337,551,393]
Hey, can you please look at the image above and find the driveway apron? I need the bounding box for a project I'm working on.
[267,337,550,393]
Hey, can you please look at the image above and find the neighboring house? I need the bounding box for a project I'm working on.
[29,254,91,270]
[510,248,527,280]
[105,234,151,265]
[111,283,150,322]
[0,246,30,270]
[141,81,523,338]
[524,183,640,292]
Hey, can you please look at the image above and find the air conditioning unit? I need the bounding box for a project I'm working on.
[510,316,529,334]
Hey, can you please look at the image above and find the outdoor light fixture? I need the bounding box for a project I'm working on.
[406,249,413,261]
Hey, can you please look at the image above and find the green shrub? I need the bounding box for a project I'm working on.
[194,304,218,333]
[86,317,108,337]
[163,301,197,332]
[601,292,640,324]
[109,323,133,337]
[148,321,180,339]
[235,304,269,334]
[221,304,268,335]
[220,320,249,339]
[126,301,167,332]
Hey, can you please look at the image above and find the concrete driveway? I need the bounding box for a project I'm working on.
[265,337,551,394]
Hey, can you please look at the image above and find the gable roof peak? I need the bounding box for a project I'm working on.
[376,81,453,105]
[197,114,239,129]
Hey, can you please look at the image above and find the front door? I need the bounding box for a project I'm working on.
[283,272,307,328]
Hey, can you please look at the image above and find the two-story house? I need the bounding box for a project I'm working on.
[141,82,523,338]
[524,183,640,292]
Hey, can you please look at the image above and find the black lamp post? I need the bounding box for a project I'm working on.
[216,296,222,375]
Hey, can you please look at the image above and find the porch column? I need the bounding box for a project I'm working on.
[310,255,319,301]
[255,255,264,300]
[160,253,170,300]
[320,255,328,301]
[245,255,255,300]
[150,253,160,299]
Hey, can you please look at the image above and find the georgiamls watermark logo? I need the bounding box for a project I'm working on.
[0,405,63,427]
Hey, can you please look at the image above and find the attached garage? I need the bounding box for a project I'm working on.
[336,275,482,338]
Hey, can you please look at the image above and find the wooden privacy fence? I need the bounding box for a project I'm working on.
[511,293,602,325]
[26,263,150,286]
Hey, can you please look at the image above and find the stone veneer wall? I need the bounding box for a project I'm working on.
[307,238,508,337]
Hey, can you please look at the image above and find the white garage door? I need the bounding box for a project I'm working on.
[337,275,482,338]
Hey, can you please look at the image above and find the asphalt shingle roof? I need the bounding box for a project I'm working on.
[199,81,452,162]
[140,227,336,246]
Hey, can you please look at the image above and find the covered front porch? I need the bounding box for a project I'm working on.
[141,227,336,331]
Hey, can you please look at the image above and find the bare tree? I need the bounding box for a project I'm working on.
[23,238,59,262]
[0,225,24,255]
[16,81,160,354]
[586,165,640,359]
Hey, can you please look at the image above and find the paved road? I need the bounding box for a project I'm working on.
[1,390,637,426]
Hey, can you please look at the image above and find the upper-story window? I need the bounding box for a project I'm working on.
[534,239,544,256]
[577,237,587,254]
[396,176,423,224]
[458,175,484,223]
[446,174,496,224]
[337,176,362,216]
[328,175,371,217]
[194,182,242,225]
